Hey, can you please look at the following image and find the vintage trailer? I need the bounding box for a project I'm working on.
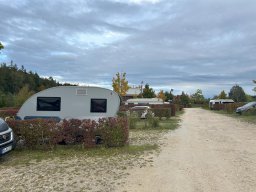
[125,98,164,105]
[209,99,234,109]
[16,86,121,121]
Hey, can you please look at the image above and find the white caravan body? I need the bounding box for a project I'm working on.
[125,98,164,105]
[17,86,121,121]
[209,99,234,109]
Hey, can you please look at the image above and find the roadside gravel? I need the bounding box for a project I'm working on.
[0,129,166,192]
[119,108,256,192]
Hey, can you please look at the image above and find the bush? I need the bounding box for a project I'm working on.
[7,119,56,149]
[212,103,244,113]
[52,119,85,145]
[99,117,129,147]
[152,108,171,119]
[147,114,159,128]
[7,117,129,150]
[81,119,98,148]
[0,108,18,119]
[128,111,139,129]
[126,110,160,129]
[117,111,127,117]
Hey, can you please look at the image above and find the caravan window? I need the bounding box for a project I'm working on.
[37,97,61,111]
[91,99,107,113]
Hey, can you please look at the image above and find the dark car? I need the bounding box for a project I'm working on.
[0,118,15,156]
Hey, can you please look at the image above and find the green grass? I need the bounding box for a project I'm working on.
[131,110,183,130]
[213,109,256,124]
[159,118,181,129]
[0,144,158,166]
[134,118,180,130]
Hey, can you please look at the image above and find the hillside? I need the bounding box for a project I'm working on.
[0,62,74,107]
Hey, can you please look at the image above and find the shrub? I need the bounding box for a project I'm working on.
[171,104,176,116]
[100,117,129,147]
[128,111,139,129]
[117,111,127,117]
[152,108,171,119]
[147,114,159,128]
[81,119,98,148]
[7,119,56,149]
[212,103,244,112]
[7,117,129,150]
[0,108,18,119]
[52,119,83,145]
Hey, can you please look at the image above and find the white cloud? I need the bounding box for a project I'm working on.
[128,0,161,4]
[113,0,162,4]
[66,30,129,49]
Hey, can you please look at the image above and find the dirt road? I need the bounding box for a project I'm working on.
[119,108,256,192]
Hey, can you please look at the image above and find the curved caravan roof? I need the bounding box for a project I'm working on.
[17,86,121,120]
[125,98,164,105]
[209,99,234,103]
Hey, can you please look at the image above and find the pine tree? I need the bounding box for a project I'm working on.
[142,84,155,98]
[218,90,227,99]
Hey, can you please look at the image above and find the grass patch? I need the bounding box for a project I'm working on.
[213,109,256,124]
[131,111,182,130]
[135,118,180,130]
[159,118,180,130]
[0,144,158,166]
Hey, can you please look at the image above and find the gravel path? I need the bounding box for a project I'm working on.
[118,108,256,192]
[0,129,163,192]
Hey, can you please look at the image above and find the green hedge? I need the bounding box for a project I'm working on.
[7,119,56,149]
[99,118,129,147]
[7,117,129,150]
[152,108,172,119]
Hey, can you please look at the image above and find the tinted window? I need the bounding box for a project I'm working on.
[91,99,107,113]
[37,97,61,111]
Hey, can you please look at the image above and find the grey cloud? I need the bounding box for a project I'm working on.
[0,0,256,97]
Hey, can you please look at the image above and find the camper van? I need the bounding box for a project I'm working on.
[209,99,234,109]
[16,86,121,121]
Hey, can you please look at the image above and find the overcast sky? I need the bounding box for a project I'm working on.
[0,0,255,97]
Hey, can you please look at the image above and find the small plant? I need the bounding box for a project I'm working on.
[128,111,139,129]
[145,111,159,128]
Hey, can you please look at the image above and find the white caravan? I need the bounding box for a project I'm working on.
[16,86,121,121]
[209,99,234,109]
[125,98,164,105]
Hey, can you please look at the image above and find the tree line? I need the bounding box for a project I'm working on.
[0,42,74,107]
[0,62,73,107]
[112,72,256,107]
